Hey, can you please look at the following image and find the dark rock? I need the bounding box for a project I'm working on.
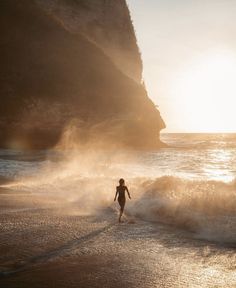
[0,0,165,149]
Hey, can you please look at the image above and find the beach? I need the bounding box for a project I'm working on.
[0,134,236,287]
[0,189,235,288]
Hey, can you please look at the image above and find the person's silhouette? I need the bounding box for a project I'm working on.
[114,178,131,222]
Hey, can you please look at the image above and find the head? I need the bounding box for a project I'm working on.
[119,178,125,186]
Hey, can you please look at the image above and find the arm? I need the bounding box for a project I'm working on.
[114,188,118,201]
[126,186,131,199]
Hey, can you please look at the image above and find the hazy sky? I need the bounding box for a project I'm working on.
[127,0,236,132]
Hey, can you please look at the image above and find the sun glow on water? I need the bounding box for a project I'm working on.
[202,148,235,182]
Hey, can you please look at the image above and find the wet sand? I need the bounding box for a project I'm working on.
[0,191,236,288]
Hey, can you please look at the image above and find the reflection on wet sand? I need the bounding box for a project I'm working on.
[0,190,235,288]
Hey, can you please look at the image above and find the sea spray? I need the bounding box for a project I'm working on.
[129,176,236,243]
[2,147,236,244]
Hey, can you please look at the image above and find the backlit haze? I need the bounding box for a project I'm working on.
[128,0,236,132]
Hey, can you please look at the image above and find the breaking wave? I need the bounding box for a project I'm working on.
[129,176,236,244]
[0,143,236,243]
[2,148,236,245]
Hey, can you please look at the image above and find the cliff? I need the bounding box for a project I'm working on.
[36,0,142,83]
[0,0,165,149]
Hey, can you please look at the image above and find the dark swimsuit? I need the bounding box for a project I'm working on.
[117,185,127,212]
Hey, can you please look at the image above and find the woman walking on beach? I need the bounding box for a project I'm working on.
[114,178,131,222]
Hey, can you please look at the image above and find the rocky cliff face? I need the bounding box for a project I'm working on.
[36,0,142,83]
[0,0,165,149]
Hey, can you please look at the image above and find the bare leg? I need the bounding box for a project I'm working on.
[119,209,123,222]
[118,199,125,223]
[119,204,124,223]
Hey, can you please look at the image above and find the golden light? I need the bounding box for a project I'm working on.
[172,50,236,132]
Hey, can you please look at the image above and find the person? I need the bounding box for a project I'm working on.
[114,178,131,222]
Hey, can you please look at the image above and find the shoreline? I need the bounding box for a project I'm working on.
[0,191,235,288]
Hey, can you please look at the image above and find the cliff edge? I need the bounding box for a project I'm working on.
[0,0,165,149]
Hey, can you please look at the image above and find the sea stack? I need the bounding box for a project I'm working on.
[0,0,165,149]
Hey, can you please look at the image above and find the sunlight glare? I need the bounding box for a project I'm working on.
[173,51,236,132]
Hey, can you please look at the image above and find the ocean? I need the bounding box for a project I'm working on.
[0,133,236,244]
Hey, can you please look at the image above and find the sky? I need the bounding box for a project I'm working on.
[127,0,236,132]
